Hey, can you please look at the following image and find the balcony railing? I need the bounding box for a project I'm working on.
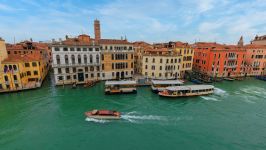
[227,65,237,68]
[52,63,100,68]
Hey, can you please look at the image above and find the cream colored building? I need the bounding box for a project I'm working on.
[174,42,194,78]
[142,48,182,79]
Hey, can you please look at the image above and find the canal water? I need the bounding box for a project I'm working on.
[0,74,266,150]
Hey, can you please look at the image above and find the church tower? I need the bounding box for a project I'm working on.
[94,19,101,43]
[238,36,244,47]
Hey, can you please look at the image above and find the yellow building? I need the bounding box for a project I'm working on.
[174,42,194,78]
[100,39,134,80]
[0,53,48,92]
[142,48,182,79]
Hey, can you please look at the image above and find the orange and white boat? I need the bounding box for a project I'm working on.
[85,109,121,120]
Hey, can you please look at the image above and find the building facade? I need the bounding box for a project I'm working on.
[0,53,48,92]
[244,44,266,76]
[142,48,182,79]
[100,39,134,80]
[251,35,266,45]
[174,42,194,78]
[52,35,101,85]
[193,42,246,78]
[133,41,152,74]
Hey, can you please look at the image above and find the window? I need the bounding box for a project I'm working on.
[25,63,30,67]
[66,68,69,73]
[55,47,60,51]
[78,55,82,64]
[71,55,75,64]
[67,76,71,80]
[102,73,105,78]
[56,55,60,64]
[65,55,69,64]
[153,58,155,63]
[70,47,74,51]
[13,75,17,81]
[89,48,93,51]
[85,74,89,78]
[58,68,62,74]
[96,55,99,63]
[77,48,81,51]
[102,64,105,70]
[4,76,8,81]
[85,67,88,72]
[13,65,17,71]
[63,47,68,51]
[160,59,163,63]
[102,54,104,60]
[90,55,93,63]
[73,75,76,79]
[73,68,76,73]
[90,67,94,71]
[146,58,148,63]
[32,62,37,67]
[34,71,38,75]
[27,71,31,76]
[83,48,87,51]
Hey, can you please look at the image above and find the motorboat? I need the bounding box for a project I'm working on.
[85,109,121,119]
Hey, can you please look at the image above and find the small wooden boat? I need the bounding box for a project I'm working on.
[158,85,214,98]
[224,77,235,81]
[85,110,121,120]
[84,80,96,88]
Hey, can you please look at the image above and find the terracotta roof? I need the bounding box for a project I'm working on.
[194,42,245,51]
[2,53,42,63]
[6,41,48,51]
[99,39,132,45]
[245,44,266,49]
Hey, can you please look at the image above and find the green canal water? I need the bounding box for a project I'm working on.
[0,74,266,150]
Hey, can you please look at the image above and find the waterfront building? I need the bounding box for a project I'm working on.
[193,42,246,78]
[51,34,101,85]
[251,35,266,45]
[142,48,182,79]
[100,39,134,80]
[244,44,266,76]
[0,52,48,92]
[133,41,152,74]
[174,42,194,78]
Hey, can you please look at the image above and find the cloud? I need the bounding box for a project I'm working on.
[0,0,265,44]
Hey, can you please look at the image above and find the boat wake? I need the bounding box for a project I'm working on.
[85,117,110,123]
[200,96,220,101]
[214,88,227,96]
[121,111,168,123]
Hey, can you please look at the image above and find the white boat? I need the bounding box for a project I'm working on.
[158,85,214,98]
[105,80,137,94]
[151,80,184,93]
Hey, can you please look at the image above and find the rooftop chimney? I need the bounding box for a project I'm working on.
[94,19,101,43]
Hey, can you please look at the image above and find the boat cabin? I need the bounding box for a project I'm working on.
[159,85,214,97]
[105,80,137,94]
[151,80,184,93]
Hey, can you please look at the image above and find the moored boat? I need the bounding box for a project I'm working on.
[158,85,214,98]
[105,80,137,94]
[224,77,235,81]
[151,79,183,93]
[85,109,121,120]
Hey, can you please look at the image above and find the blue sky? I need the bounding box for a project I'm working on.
[0,0,266,44]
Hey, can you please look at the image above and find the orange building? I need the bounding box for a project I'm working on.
[193,42,246,78]
[244,44,266,76]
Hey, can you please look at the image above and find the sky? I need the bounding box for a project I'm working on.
[0,0,266,44]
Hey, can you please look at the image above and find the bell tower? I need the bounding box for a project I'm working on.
[94,19,101,43]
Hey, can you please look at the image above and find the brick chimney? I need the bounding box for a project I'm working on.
[94,19,101,43]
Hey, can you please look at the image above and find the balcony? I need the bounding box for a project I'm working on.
[228,57,237,60]
[227,65,237,68]
[52,63,100,68]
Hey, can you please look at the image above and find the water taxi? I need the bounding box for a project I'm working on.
[151,80,184,93]
[158,85,214,98]
[85,110,121,120]
[105,80,137,94]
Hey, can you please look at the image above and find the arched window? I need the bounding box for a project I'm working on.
[65,55,69,64]
[71,55,75,64]
[78,55,81,64]
[96,55,99,63]
[4,65,8,73]
[90,54,93,63]
[56,55,60,64]
[84,55,88,64]
[13,65,17,71]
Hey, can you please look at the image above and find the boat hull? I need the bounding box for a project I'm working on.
[86,115,121,120]
[158,92,213,98]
